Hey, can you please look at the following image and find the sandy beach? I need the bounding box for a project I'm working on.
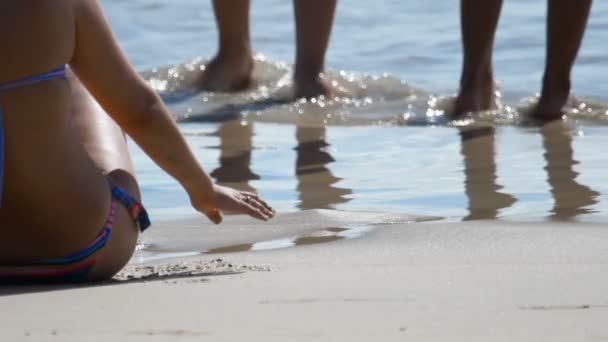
[2,210,608,341]
[3,1,608,341]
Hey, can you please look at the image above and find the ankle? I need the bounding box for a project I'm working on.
[459,68,494,92]
[541,74,571,98]
[215,45,253,64]
[294,62,325,81]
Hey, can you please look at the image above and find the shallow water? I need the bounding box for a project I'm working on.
[102,0,608,229]
[132,120,608,224]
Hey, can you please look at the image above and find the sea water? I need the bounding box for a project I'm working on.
[102,0,608,224]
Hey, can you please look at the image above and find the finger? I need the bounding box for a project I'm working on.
[240,201,269,221]
[252,197,275,217]
[242,193,274,216]
[245,195,275,218]
[246,197,273,218]
[205,208,223,224]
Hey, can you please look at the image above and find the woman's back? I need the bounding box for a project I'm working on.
[0,1,74,78]
[0,0,110,261]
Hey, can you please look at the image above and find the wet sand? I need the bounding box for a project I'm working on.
[3,1,608,339]
[2,210,608,341]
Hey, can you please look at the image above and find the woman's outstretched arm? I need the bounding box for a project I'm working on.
[68,0,273,222]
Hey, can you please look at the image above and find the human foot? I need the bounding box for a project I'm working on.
[451,77,498,119]
[531,81,571,121]
[194,54,254,92]
[293,72,346,99]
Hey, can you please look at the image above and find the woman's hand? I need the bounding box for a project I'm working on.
[190,184,275,224]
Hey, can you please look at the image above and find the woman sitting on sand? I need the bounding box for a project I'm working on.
[0,0,274,283]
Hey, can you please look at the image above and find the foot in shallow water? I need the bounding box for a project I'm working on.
[530,87,571,121]
[451,79,499,119]
[293,72,347,99]
[194,54,254,92]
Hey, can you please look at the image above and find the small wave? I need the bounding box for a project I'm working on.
[141,55,608,127]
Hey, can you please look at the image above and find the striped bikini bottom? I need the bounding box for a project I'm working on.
[0,185,150,284]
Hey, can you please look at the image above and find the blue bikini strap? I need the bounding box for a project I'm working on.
[0,66,66,93]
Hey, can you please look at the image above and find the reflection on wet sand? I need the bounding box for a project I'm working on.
[204,236,343,254]
[204,226,371,254]
[207,114,598,222]
[209,119,259,193]
[459,122,599,221]
[540,121,599,220]
[295,126,352,210]
[209,115,352,210]
[459,127,516,220]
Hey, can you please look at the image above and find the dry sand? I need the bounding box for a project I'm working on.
[1,210,608,341]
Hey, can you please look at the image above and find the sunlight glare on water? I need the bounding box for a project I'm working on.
[106,0,608,223]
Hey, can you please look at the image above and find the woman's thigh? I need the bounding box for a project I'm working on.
[89,186,139,280]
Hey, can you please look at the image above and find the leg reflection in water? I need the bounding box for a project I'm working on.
[209,118,352,210]
[460,126,516,220]
[209,119,259,193]
[295,126,351,210]
[541,121,599,220]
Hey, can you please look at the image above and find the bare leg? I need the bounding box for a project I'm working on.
[452,0,503,118]
[195,0,254,92]
[68,71,140,279]
[533,0,592,120]
[293,0,337,99]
